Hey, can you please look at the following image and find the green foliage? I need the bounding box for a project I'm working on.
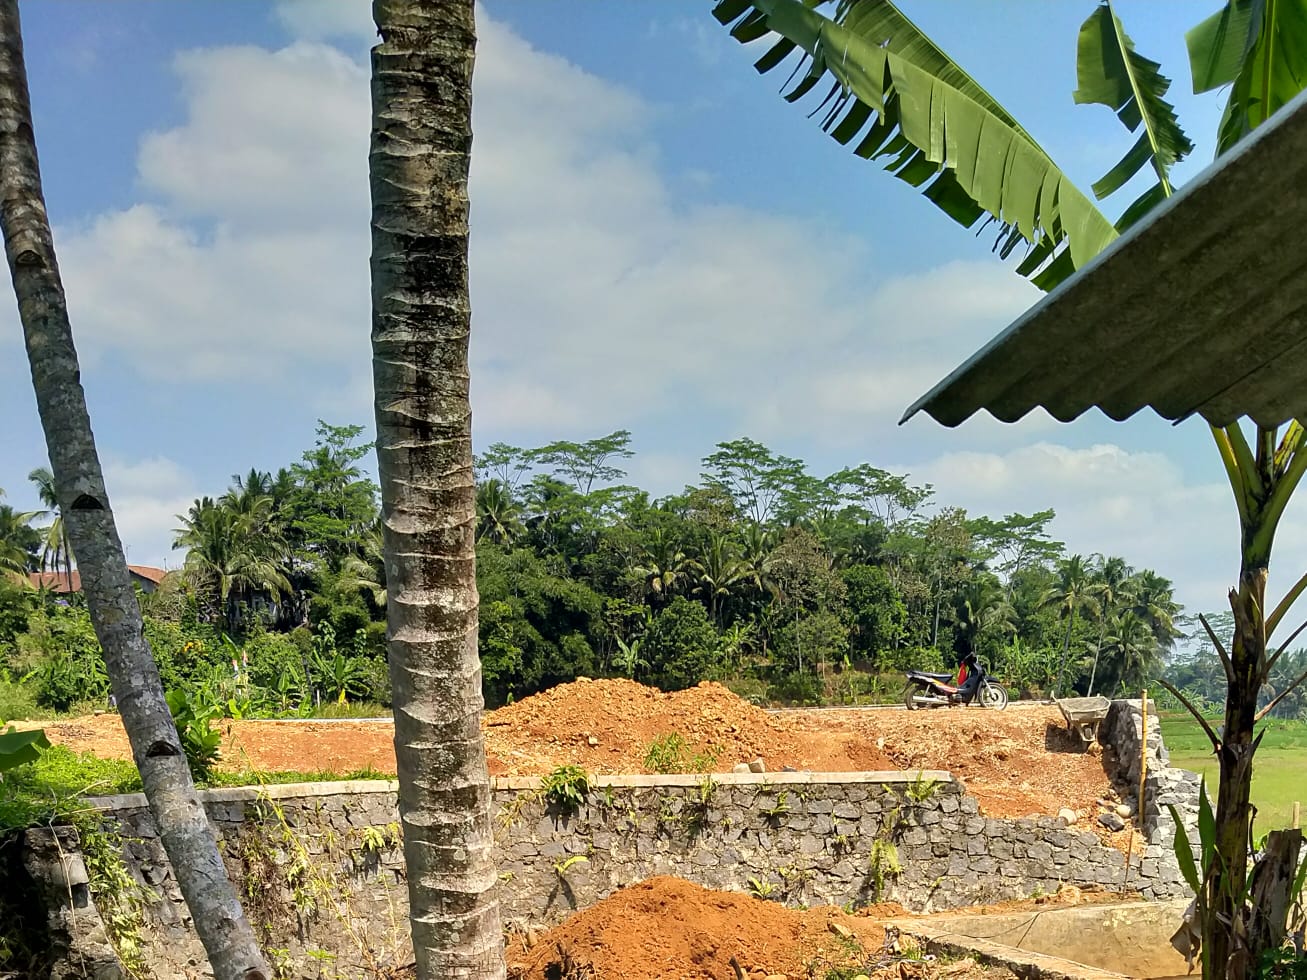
[1073,0,1193,226]
[78,819,149,976]
[1187,0,1307,156]
[14,605,109,711]
[712,0,1117,289]
[642,597,720,691]
[539,765,590,811]
[0,677,38,722]
[642,733,720,774]
[1257,948,1307,980]
[165,689,222,781]
[868,836,902,902]
[746,875,777,899]
[903,771,942,803]
[3,426,1182,720]
[0,722,48,775]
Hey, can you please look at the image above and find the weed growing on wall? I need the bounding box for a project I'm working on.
[76,818,150,977]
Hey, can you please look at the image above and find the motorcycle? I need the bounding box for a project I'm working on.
[902,651,1009,710]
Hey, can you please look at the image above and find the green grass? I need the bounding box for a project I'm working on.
[1158,711,1307,831]
[0,745,391,832]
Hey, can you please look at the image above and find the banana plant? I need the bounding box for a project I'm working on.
[713,2,1307,977]
[0,722,49,777]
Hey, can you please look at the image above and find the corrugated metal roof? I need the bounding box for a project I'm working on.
[902,87,1307,429]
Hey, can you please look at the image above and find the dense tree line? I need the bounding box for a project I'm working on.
[1,423,1187,716]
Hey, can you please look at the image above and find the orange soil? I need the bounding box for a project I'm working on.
[35,679,1127,834]
[504,876,1034,980]
[506,876,885,980]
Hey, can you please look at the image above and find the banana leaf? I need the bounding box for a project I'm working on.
[1187,0,1307,155]
[0,724,50,774]
[1074,1,1193,230]
[713,0,1117,292]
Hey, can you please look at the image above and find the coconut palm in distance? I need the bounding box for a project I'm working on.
[0,3,269,977]
[28,465,73,591]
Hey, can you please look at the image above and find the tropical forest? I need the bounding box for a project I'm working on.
[2,421,1202,720]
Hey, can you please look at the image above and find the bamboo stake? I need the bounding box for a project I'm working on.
[1293,801,1301,829]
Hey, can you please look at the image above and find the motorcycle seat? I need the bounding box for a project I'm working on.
[908,670,955,682]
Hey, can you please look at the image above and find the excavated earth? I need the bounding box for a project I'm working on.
[503,875,1028,980]
[38,679,1129,835]
[33,681,1145,978]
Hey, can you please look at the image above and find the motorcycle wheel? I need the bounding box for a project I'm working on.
[903,683,919,711]
[979,681,1009,710]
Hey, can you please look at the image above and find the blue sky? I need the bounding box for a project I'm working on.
[0,0,1292,618]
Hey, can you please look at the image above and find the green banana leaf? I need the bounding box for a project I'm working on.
[0,724,50,774]
[1168,802,1203,894]
[1187,0,1307,155]
[712,0,1117,292]
[1074,1,1193,231]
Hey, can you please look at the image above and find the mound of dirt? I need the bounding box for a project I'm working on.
[483,678,896,775]
[31,680,1130,836]
[506,876,887,980]
[783,706,1119,825]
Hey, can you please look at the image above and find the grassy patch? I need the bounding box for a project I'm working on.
[1158,711,1307,830]
[0,745,391,832]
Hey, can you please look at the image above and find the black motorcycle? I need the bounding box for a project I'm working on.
[902,651,1009,710]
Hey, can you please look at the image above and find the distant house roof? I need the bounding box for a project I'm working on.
[25,565,169,594]
[902,87,1307,429]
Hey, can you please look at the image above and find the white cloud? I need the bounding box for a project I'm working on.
[912,441,1246,612]
[138,42,368,227]
[102,456,198,569]
[272,0,374,44]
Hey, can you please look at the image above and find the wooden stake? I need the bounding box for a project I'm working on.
[1124,691,1149,890]
[1293,801,1301,829]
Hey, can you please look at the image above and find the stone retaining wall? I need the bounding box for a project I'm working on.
[8,700,1208,978]
[15,768,1183,979]
[1098,699,1205,900]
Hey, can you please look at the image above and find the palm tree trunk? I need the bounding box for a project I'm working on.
[369,2,504,977]
[1053,610,1075,698]
[0,6,269,979]
[1087,614,1106,697]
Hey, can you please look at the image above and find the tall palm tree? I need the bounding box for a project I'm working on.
[1087,555,1133,696]
[633,527,699,603]
[475,478,525,545]
[1099,612,1162,696]
[736,523,777,597]
[173,496,289,634]
[0,4,269,976]
[1128,569,1181,652]
[0,492,39,580]
[369,1,504,975]
[1040,554,1099,697]
[712,3,1306,971]
[27,465,73,590]
[337,521,387,608]
[694,530,746,623]
[954,574,1016,656]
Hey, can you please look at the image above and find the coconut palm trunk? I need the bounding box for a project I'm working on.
[369,1,504,977]
[0,6,269,979]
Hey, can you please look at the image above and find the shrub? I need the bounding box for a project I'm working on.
[642,597,719,691]
[643,733,719,774]
[540,765,590,810]
[875,645,947,674]
[0,679,39,722]
[165,689,222,781]
[14,606,110,712]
